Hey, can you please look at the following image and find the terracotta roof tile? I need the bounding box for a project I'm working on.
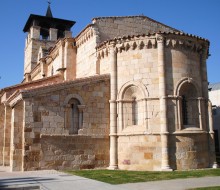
[21,74,110,96]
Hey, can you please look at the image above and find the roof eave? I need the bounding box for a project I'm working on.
[23,14,76,32]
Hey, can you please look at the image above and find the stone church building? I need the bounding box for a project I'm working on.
[0,5,217,171]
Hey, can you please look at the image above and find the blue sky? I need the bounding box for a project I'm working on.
[0,0,219,89]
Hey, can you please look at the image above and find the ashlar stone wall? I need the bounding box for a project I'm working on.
[118,135,161,171]
[93,16,178,42]
[75,26,99,78]
[40,135,109,170]
[98,36,162,170]
[2,105,12,166]
[10,101,24,171]
[97,33,212,171]
[75,16,178,80]
[98,36,161,134]
[170,134,210,170]
[22,75,110,170]
[24,39,55,75]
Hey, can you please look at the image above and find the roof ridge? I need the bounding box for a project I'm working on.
[92,15,147,20]
[92,15,180,32]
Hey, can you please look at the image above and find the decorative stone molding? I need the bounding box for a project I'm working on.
[8,93,22,108]
[165,37,204,53]
[117,80,149,100]
[174,77,202,97]
[75,25,95,48]
[156,34,165,43]
[64,94,85,106]
[77,105,86,112]
[97,36,157,60]
[21,74,110,98]
[96,32,209,61]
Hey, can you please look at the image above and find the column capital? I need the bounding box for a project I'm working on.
[109,100,117,104]
[64,39,75,49]
[78,105,86,112]
[109,40,116,47]
[156,34,165,43]
[109,41,117,54]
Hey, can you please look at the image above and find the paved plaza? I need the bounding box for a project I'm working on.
[0,167,220,190]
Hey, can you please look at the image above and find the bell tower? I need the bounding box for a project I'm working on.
[23,3,75,80]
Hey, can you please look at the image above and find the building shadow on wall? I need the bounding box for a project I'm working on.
[169,135,179,170]
[213,106,220,154]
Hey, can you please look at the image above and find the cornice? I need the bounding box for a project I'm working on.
[96,32,209,59]
[21,74,110,98]
[165,35,206,54]
[75,24,94,40]
[1,74,62,93]
[5,90,22,108]
[75,25,97,48]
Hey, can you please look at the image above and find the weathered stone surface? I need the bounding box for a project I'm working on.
[0,14,214,172]
[35,135,109,170]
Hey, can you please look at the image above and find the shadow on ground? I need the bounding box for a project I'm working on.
[0,177,56,190]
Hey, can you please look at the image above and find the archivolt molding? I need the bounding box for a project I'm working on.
[117,81,149,100]
[63,94,85,106]
[174,77,201,97]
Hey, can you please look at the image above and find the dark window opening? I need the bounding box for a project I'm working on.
[58,30,65,39]
[179,83,199,127]
[214,130,220,153]
[40,28,49,40]
[132,97,138,125]
[182,95,188,125]
[69,99,81,134]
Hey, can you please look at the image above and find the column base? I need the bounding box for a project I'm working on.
[108,165,118,170]
[212,162,219,169]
